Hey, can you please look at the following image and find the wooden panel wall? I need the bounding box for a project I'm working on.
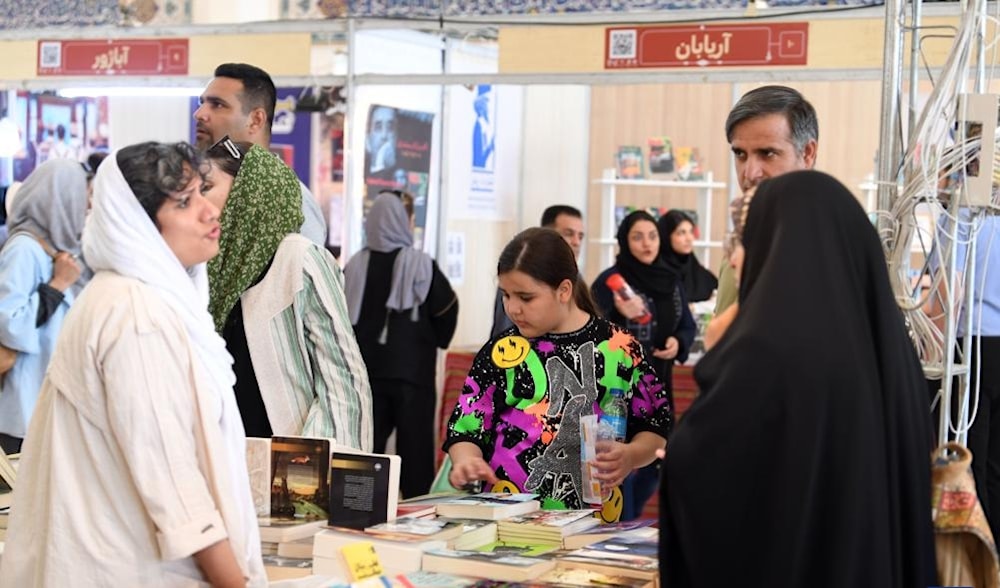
[583,79,883,281]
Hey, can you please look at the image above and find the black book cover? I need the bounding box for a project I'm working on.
[328,452,399,530]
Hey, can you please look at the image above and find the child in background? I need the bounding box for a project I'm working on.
[443,228,671,522]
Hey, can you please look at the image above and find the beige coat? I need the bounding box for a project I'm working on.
[0,272,266,587]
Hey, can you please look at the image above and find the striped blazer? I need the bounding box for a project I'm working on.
[242,234,373,451]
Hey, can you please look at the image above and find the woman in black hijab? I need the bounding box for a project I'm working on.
[593,210,697,389]
[593,211,696,521]
[661,171,935,587]
[658,210,718,302]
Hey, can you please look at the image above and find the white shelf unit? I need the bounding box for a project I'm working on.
[592,168,726,271]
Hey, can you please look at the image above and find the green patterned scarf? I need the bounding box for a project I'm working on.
[208,144,305,332]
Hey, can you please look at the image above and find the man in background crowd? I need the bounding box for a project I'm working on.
[194,62,327,244]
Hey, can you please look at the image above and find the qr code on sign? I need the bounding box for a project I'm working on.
[40,42,61,68]
[609,30,636,59]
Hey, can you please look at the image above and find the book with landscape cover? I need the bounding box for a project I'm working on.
[497,509,600,544]
[421,548,556,582]
[270,436,330,520]
[434,492,539,521]
[328,451,401,529]
[312,526,447,578]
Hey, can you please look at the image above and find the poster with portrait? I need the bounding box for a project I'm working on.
[363,104,435,249]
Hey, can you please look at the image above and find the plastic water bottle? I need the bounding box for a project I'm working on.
[602,388,628,442]
[605,273,651,325]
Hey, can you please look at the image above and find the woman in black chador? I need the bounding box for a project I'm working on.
[661,171,936,587]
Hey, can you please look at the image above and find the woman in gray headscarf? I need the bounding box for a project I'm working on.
[343,190,458,498]
[0,158,88,454]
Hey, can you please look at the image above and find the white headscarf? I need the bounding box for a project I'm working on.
[83,152,234,394]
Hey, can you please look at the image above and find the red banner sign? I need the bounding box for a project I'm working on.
[605,23,808,69]
[37,39,189,76]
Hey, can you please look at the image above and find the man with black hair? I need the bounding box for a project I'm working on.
[490,205,585,338]
[194,62,327,244]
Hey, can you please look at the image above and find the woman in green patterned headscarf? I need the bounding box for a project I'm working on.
[203,138,373,452]
[207,142,303,332]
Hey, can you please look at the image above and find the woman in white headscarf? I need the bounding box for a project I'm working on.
[343,190,458,498]
[0,158,88,454]
[0,142,266,587]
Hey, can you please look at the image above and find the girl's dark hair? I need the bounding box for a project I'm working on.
[117,142,203,224]
[498,227,598,316]
[204,138,253,179]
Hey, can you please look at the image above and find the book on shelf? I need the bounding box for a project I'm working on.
[261,553,312,581]
[328,450,401,529]
[615,146,644,179]
[257,516,327,544]
[270,436,331,520]
[312,525,447,578]
[562,518,658,550]
[433,492,540,521]
[647,136,675,175]
[497,509,600,545]
[674,146,704,181]
[365,517,466,543]
[245,437,271,518]
[421,548,556,582]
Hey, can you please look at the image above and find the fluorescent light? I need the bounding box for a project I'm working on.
[57,86,202,98]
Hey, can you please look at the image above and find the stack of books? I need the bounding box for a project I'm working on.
[365,517,465,543]
[556,535,659,584]
[562,518,658,550]
[497,509,600,546]
[421,548,555,582]
[439,519,498,550]
[312,526,448,578]
[258,516,326,556]
[434,493,539,521]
